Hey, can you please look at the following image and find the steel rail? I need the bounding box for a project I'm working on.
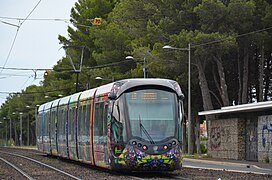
[0,151,81,180]
[0,156,34,180]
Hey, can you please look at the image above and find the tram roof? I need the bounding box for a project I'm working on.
[116,78,182,97]
[38,104,45,112]
[80,88,96,101]
[198,101,272,116]
[96,82,114,97]
[69,92,81,104]
[59,95,70,106]
[51,98,60,108]
[44,101,52,111]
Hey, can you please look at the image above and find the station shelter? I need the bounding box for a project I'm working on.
[199,101,272,162]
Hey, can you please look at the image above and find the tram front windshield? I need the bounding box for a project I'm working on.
[125,89,178,142]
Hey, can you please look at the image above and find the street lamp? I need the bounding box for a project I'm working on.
[125,56,148,78]
[163,44,192,155]
[26,106,30,146]
[95,76,114,82]
[45,94,63,99]
[0,121,2,146]
[3,117,7,146]
[19,112,23,146]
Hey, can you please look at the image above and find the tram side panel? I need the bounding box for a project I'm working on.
[37,104,44,152]
[68,103,78,160]
[78,99,93,164]
[93,94,110,168]
[43,108,51,154]
[50,106,58,155]
[57,104,69,158]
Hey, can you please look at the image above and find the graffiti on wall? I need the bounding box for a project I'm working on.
[210,127,221,150]
[262,123,272,148]
[210,125,231,150]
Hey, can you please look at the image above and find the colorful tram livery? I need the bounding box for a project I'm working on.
[36,78,184,171]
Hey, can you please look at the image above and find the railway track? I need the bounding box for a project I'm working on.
[0,150,81,180]
[0,147,150,179]
[3,147,268,180]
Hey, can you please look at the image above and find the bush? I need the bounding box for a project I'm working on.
[200,143,207,154]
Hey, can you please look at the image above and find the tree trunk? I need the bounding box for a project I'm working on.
[197,58,214,112]
[242,47,249,104]
[195,117,200,154]
[264,55,271,101]
[196,58,214,154]
[215,55,230,106]
[14,123,17,146]
[258,43,264,102]
[238,52,242,104]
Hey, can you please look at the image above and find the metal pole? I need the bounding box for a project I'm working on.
[6,122,8,146]
[27,113,30,146]
[188,43,192,154]
[1,126,4,146]
[20,113,23,146]
[143,57,146,78]
[76,72,79,93]
[9,119,12,146]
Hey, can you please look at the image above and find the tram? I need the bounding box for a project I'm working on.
[36,78,184,171]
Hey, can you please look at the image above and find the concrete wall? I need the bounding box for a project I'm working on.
[258,115,272,162]
[208,118,245,160]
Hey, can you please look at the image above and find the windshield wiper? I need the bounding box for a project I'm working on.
[139,114,155,144]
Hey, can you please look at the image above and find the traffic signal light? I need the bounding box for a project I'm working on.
[44,70,50,77]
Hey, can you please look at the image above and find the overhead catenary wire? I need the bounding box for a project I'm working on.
[0,27,20,75]
[0,16,92,28]
[192,26,272,48]
[19,0,42,26]
[0,0,42,76]
[0,87,72,96]
[0,16,69,22]
[0,20,272,100]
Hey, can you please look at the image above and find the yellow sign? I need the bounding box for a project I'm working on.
[93,18,102,26]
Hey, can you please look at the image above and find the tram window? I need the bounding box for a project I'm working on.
[78,106,82,135]
[86,104,91,135]
[112,99,127,142]
[50,110,56,139]
[78,103,90,139]
[103,105,108,136]
[94,102,104,136]
[69,107,75,139]
[94,102,108,137]
[59,108,66,136]
[83,105,87,135]
[59,109,63,135]
[126,90,176,141]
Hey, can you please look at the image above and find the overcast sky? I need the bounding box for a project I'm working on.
[0,0,77,106]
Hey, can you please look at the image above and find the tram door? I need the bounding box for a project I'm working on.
[93,99,109,168]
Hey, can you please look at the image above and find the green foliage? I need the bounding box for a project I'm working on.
[200,143,207,154]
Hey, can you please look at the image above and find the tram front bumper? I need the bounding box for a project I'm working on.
[111,145,183,171]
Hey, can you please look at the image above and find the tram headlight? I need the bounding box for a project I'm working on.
[163,145,168,150]
[142,145,148,151]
